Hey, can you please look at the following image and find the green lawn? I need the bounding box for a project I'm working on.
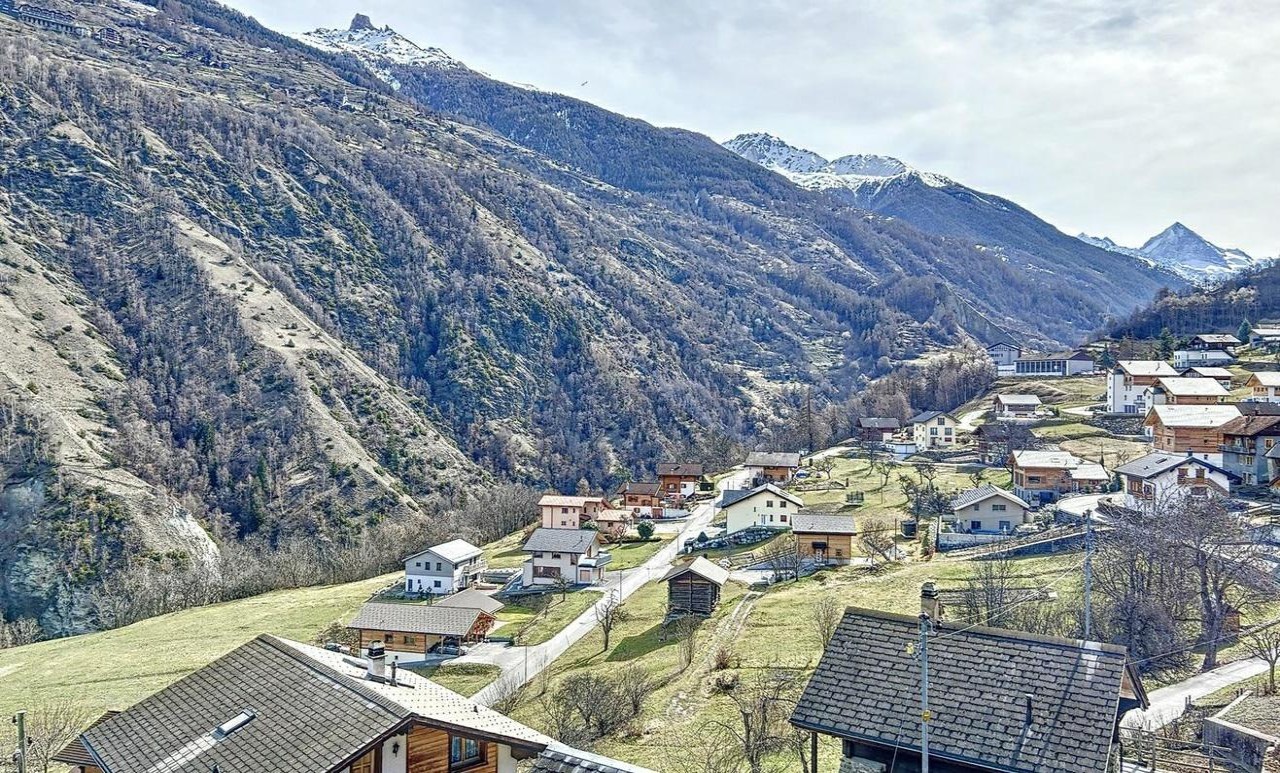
[0,573,396,718]
[481,529,531,570]
[497,590,602,645]
[790,457,1012,525]
[404,663,500,697]
[505,553,1078,772]
[606,536,671,570]
[1032,421,1108,440]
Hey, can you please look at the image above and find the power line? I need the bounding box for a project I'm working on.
[931,559,1085,643]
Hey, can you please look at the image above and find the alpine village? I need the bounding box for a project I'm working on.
[2,2,1280,773]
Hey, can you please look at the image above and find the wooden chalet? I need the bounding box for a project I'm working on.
[662,556,730,616]
[55,634,649,773]
[347,601,495,661]
[657,462,705,501]
[791,512,858,565]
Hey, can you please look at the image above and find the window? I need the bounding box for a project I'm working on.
[766,500,774,508]
[944,428,953,436]
[436,562,442,572]
[534,552,544,558]
[414,561,421,568]
[384,632,396,643]
[936,418,945,426]
[551,553,562,559]
[971,520,982,531]
[991,504,1006,512]
[779,514,787,523]
[450,736,484,769]
[930,428,938,436]
[433,580,441,588]
[404,635,416,645]
[1196,468,1205,479]
[1028,476,1042,483]
[999,520,1012,531]
[1178,468,1187,480]
[1267,439,1276,450]
[779,500,787,508]
[561,507,568,514]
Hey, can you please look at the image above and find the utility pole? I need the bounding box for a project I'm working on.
[13,710,27,773]
[919,613,931,773]
[1083,509,1094,640]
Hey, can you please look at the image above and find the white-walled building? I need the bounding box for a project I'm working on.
[1107,360,1180,414]
[521,528,611,586]
[403,538,484,595]
[1247,372,1280,403]
[1115,452,1236,511]
[948,485,1033,534]
[718,483,803,534]
[909,411,959,449]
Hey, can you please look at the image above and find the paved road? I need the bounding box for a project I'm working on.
[1121,656,1269,730]
[469,468,751,705]
[1055,493,1115,518]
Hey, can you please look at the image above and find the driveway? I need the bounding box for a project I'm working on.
[1056,493,1115,518]
[1121,657,1270,730]
[469,468,752,705]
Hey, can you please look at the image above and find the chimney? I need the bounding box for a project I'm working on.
[920,581,943,621]
[366,641,386,681]
[389,660,398,687]
[1024,694,1034,727]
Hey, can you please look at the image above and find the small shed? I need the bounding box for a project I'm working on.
[662,557,730,616]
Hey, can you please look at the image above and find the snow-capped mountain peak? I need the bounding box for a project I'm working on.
[1079,223,1265,282]
[722,133,827,174]
[297,14,468,88]
[723,132,953,198]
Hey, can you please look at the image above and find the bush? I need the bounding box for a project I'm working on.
[636,520,655,540]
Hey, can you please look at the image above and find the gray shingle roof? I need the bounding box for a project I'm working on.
[745,451,802,468]
[950,484,1030,511]
[347,602,483,636]
[657,462,704,477]
[718,483,803,510]
[522,528,600,555]
[434,589,505,615]
[72,635,549,773]
[1115,452,1233,481]
[617,480,661,496]
[661,556,731,586]
[791,512,859,535]
[792,608,1135,773]
[404,537,482,564]
[859,417,901,430]
[533,742,657,772]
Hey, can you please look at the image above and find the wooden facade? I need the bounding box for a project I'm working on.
[667,573,722,616]
[355,612,495,657]
[1149,422,1226,455]
[795,532,853,563]
[406,725,499,773]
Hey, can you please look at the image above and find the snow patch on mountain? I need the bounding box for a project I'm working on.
[1078,223,1267,282]
[723,132,954,194]
[298,15,468,89]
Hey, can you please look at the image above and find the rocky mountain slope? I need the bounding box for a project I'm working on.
[0,3,1180,636]
[1080,223,1268,282]
[1107,260,1280,340]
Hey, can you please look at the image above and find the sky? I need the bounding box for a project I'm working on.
[226,0,1280,256]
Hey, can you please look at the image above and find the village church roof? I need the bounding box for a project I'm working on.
[791,608,1147,773]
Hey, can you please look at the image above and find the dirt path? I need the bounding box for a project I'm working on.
[665,590,763,720]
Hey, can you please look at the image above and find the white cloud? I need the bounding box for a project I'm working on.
[229,0,1280,256]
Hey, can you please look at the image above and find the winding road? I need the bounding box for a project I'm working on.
[468,469,750,705]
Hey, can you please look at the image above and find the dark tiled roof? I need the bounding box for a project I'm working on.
[54,711,119,767]
[1219,415,1280,437]
[617,480,661,496]
[657,462,704,477]
[791,512,858,535]
[859,417,901,430]
[533,742,657,772]
[718,483,802,510]
[745,451,801,468]
[1115,452,1233,481]
[950,484,1029,510]
[522,528,600,555]
[65,636,550,773]
[792,608,1133,773]
[908,410,956,424]
[1239,401,1280,416]
[348,602,483,636]
[78,637,407,773]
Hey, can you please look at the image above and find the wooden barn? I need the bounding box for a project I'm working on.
[662,557,731,616]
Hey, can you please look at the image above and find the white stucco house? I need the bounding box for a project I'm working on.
[520,528,611,587]
[717,483,803,534]
[1247,372,1280,403]
[403,538,485,595]
[1115,452,1236,511]
[1107,360,1179,414]
[948,485,1033,534]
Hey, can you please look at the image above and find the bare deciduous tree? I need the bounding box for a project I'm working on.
[811,596,841,648]
[595,591,630,651]
[705,668,802,773]
[1243,622,1280,694]
[21,699,95,773]
[858,518,899,568]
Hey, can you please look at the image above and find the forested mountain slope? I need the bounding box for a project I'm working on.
[0,1,1174,637]
[1107,262,1280,339]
